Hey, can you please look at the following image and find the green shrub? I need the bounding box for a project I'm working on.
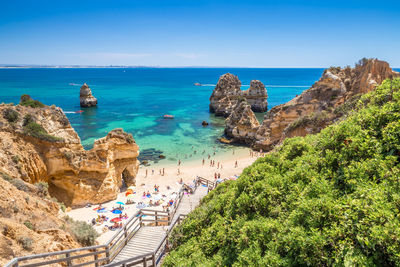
[11,155,20,164]
[19,94,45,108]
[23,220,34,230]
[64,216,99,246]
[3,108,19,123]
[18,236,33,250]
[8,178,29,192]
[164,79,400,266]
[22,115,63,142]
[35,182,49,197]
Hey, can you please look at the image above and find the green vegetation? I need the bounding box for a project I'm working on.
[285,111,330,133]
[17,236,34,251]
[165,79,400,266]
[63,216,99,246]
[3,107,19,123]
[19,94,45,108]
[23,220,34,230]
[35,181,49,197]
[22,114,63,142]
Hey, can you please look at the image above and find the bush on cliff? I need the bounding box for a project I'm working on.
[19,94,45,108]
[164,79,400,266]
[3,107,19,123]
[22,114,63,142]
[63,216,99,246]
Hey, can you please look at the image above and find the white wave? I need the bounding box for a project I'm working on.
[64,111,78,114]
[69,83,81,86]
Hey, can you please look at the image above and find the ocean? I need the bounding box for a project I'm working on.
[0,68,325,165]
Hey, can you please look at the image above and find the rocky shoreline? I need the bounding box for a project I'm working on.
[212,58,399,151]
[0,95,139,207]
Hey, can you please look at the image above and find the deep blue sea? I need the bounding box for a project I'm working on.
[0,68,325,164]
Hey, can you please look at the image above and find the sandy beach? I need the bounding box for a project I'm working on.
[66,147,260,244]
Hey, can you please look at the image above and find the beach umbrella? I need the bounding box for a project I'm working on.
[125,191,132,197]
[116,201,125,205]
[110,218,122,222]
[112,209,122,214]
[127,186,136,190]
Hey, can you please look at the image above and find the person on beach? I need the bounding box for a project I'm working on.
[163,168,165,175]
[177,168,180,175]
[178,159,181,166]
[214,173,217,180]
[208,154,210,159]
[145,169,148,177]
[217,162,220,169]
[202,159,205,165]
[221,164,223,169]
[218,173,221,179]
[235,160,238,167]
[152,169,154,175]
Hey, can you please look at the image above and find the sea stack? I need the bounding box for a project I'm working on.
[209,73,268,117]
[79,83,97,107]
[220,58,399,151]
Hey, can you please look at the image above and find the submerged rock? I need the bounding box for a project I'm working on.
[79,83,97,107]
[209,73,268,117]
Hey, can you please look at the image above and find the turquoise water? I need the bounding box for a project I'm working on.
[0,68,325,164]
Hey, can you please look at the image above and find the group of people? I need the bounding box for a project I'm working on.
[92,215,108,225]
[144,168,166,177]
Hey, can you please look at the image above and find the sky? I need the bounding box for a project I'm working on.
[0,0,399,67]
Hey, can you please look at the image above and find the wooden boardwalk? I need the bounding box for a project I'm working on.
[110,185,209,265]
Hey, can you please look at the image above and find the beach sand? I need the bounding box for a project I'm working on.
[66,147,260,244]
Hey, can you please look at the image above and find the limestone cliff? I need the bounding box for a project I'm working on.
[0,172,80,265]
[0,96,139,207]
[222,58,399,151]
[209,73,268,116]
[223,99,260,144]
[80,83,97,107]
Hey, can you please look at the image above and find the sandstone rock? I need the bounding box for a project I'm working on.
[221,58,399,151]
[224,99,260,144]
[209,73,268,117]
[79,83,97,107]
[0,101,139,207]
[201,121,209,126]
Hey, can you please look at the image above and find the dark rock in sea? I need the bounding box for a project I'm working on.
[80,83,98,107]
[202,121,209,126]
[138,148,165,164]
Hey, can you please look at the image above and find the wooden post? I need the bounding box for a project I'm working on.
[94,248,99,267]
[155,211,158,226]
[106,247,111,264]
[152,254,156,267]
[139,213,143,226]
[143,256,147,267]
[66,252,72,267]
[124,225,128,245]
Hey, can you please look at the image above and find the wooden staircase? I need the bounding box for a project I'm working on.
[5,177,218,267]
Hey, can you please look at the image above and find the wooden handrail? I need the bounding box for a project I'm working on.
[5,176,218,267]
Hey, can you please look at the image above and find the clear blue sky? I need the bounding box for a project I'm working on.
[0,0,399,67]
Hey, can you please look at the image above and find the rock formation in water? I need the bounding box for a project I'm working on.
[223,99,260,144]
[79,83,97,107]
[209,73,268,117]
[0,96,139,207]
[222,58,399,150]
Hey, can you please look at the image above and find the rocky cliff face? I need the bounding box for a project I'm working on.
[224,99,260,144]
[80,83,97,107]
[0,172,80,265]
[0,97,139,207]
[209,73,268,117]
[222,59,399,150]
